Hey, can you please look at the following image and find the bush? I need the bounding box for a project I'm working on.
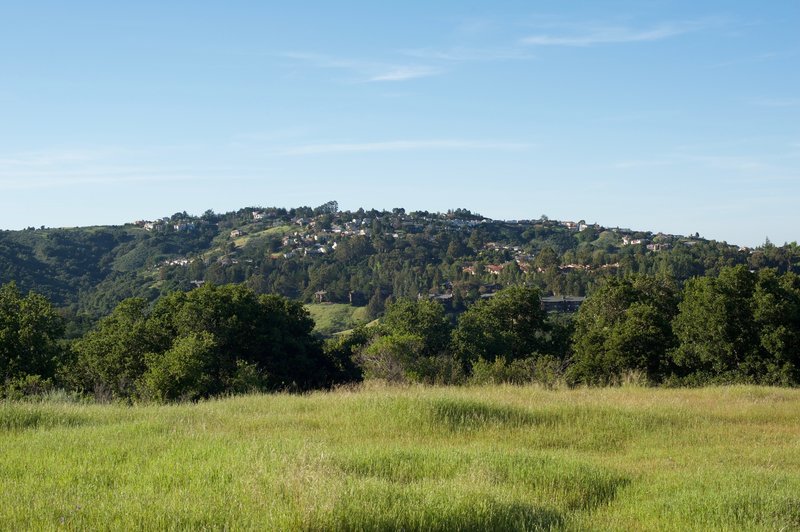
[355,333,463,385]
[356,333,424,383]
[469,355,564,388]
[1,374,54,400]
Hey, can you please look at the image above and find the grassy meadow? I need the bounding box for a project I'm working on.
[305,303,372,337]
[1,385,799,530]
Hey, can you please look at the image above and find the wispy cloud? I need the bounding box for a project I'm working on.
[520,21,706,47]
[749,97,800,108]
[0,149,121,168]
[277,139,533,156]
[613,159,673,169]
[400,46,534,62]
[0,148,201,190]
[368,66,440,82]
[278,52,440,83]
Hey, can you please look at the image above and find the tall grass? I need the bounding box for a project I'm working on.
[1,385,799,530]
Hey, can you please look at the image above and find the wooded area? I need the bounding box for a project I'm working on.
[2,264,799,401]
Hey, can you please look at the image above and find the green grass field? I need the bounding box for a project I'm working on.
[305,303,371,336]
[2,385,799,530]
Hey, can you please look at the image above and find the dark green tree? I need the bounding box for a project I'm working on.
[751,270,800,384]
[568,276,678,385]
[139,331,217,402]
[0,282,64,390]
[380,298,451,357]
[72,297,167,400]
[671,266,760,382]
[72,284,332,401]
[451,285,549,368]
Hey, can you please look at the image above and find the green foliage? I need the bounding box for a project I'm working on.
[469,355,564,387]
[452,285,549,367]
[0,282,63,393]
[569,276,678,385]
[323,325,375,383]
[673,266,800,384]
[752,270,800,384]
[71,284,331,402]
[380,298,452,357]
[71,298,167,400]
[672,266,760,380]
[353,299,461,384]
[139,332,217,402]
[357,332,426,383]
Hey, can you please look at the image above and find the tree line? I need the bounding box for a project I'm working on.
[1,265,799,401]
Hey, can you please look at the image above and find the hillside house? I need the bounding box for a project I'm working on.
[486,265,505,276]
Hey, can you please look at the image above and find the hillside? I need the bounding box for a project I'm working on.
[2,202,798,322]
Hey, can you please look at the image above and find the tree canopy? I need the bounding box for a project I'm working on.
[0,282,63,390]
[71,283,338,401]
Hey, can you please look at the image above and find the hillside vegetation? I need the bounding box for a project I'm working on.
[2,385,798,530]
[3,202,798,321]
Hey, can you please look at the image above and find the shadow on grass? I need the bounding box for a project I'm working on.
[487,454,630,511]
[311,493,565,532]
[329,447,630,522]
[428,399,559,431]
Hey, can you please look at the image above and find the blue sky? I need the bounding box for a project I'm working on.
[1,1,798,246]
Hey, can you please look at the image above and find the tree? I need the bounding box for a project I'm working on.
[671,266,760,382]
[354,298,459,384]
[452,285,549,368]
[568,276,678,385]
[356,332,425,383]
[534,246,559,271]
[380,298,451,357]
[72,284,331,401]
[71,298,167,400]
[751,270,800,384]
[0,282,63,390]
[139,332,217,402]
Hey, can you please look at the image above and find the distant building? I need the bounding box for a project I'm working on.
[541,296,586,313]
[485,265,505,276]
